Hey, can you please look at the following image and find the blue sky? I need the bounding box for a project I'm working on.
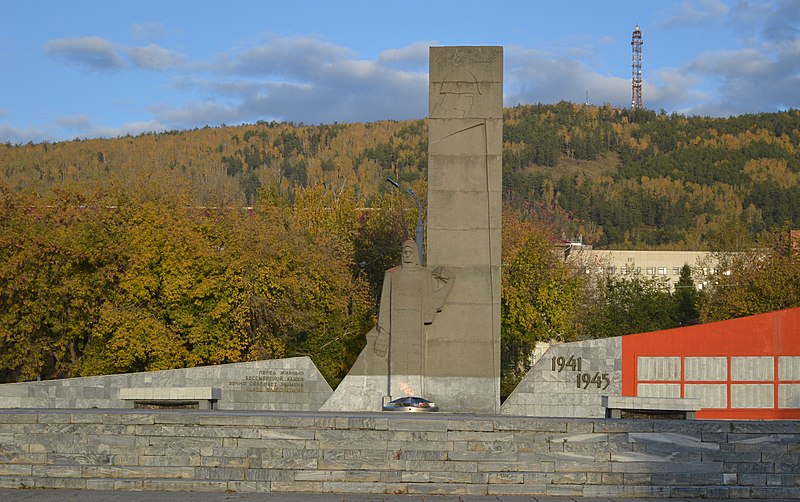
[2,0,799,144]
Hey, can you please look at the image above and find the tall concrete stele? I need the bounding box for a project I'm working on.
[424,46,502,413]
[321,46,502,414]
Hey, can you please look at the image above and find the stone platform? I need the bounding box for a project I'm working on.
[0,409,798,498]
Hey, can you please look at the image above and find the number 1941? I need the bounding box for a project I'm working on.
[551,355,581,372]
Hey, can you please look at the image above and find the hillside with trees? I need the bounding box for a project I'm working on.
[3,103,798,249]
[1,103,799,396]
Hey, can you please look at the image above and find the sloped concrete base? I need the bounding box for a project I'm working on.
[0,357,331,411]
[501,338,622,418]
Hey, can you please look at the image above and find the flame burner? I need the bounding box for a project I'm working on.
[382,396,439,412]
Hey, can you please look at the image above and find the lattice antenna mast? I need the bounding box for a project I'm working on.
[631,24,643,110]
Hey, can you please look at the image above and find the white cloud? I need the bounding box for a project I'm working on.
[127,44,185,70]
[0,123,51,144]
[636,0,800,116]
[45,36,125,72]
[55,115,94,131]
[690,47,773,77]
[131,22,164,41]
[659,0,730,27]
[505,47,629,108]
[760,0,800,42]
[152,99,240,128]
[376,42,431,71]
[218,36,353,79]
[46,36,185,73]
[646,67,708,112]
[152,39,428,129]
[93,120,167,138]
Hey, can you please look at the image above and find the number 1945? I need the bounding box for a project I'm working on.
[577,372,610,390]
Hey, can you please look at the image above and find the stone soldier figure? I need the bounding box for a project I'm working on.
[371,239,453,396]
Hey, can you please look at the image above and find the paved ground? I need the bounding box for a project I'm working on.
[0,490,796,502]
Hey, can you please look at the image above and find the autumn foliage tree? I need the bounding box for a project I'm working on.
[0,181,375,387]
[500,210,584,398]
[700,227,800,322]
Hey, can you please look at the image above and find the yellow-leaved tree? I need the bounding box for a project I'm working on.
[500,210,584,399]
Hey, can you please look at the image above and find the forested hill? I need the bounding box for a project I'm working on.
[3,102,799,249]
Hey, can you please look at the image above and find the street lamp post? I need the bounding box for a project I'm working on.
[387,177,424,265]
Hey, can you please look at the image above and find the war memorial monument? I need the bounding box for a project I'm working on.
[323,46,503,414]
[0,46,798,498]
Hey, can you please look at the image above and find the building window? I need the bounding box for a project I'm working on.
[673,267,681,275]
[607,267,616,274]
[646,267,655,275]
[658,267,667,275]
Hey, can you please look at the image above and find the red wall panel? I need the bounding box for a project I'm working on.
[622,307,800,419]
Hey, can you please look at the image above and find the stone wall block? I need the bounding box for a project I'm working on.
[782,473,800,486]
[84,465,196,479]
[592,420,654,433]
[545,483,584,496]
[140,454,201,467]
[388,418,448,432]
[406,482,488,496]
[622,484,671,497]
[140,479,228,492]
[226,480,270,493]
[761,447,800,466]
[194,466,246,480]
[399,450,448,461]
[269,480,322,492]
[731,421,799,434]
[703,451,762,463]
[598,472,623,484]
[446,419,494,432]
[0,476,35,489]
[487,483,546,495]
[725,461,775,474]
[47,453,112,466]
[258,458,317,470]
[776,461,800,474]
[236,438,308,450]
[751,486,800,499]
[611,460,722,473]
[406,459,478,473]
[0,464,32,476]
[390,430,449,442]
[316,458,399,471]
[245,468,293,482]
[671,486,708,498]
[738,473,768,485]
[487,472,523,483]
[386,441,454,452]
[322,448,389,460]
[346,417,388,430]
[493,418,568,432]
[553,460,612,473]
[321,481,387,494]
[110,454,138,466]
[34,477,87,489]
[0,414,37,424]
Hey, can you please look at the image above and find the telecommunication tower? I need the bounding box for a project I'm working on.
[631,24,643,110]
